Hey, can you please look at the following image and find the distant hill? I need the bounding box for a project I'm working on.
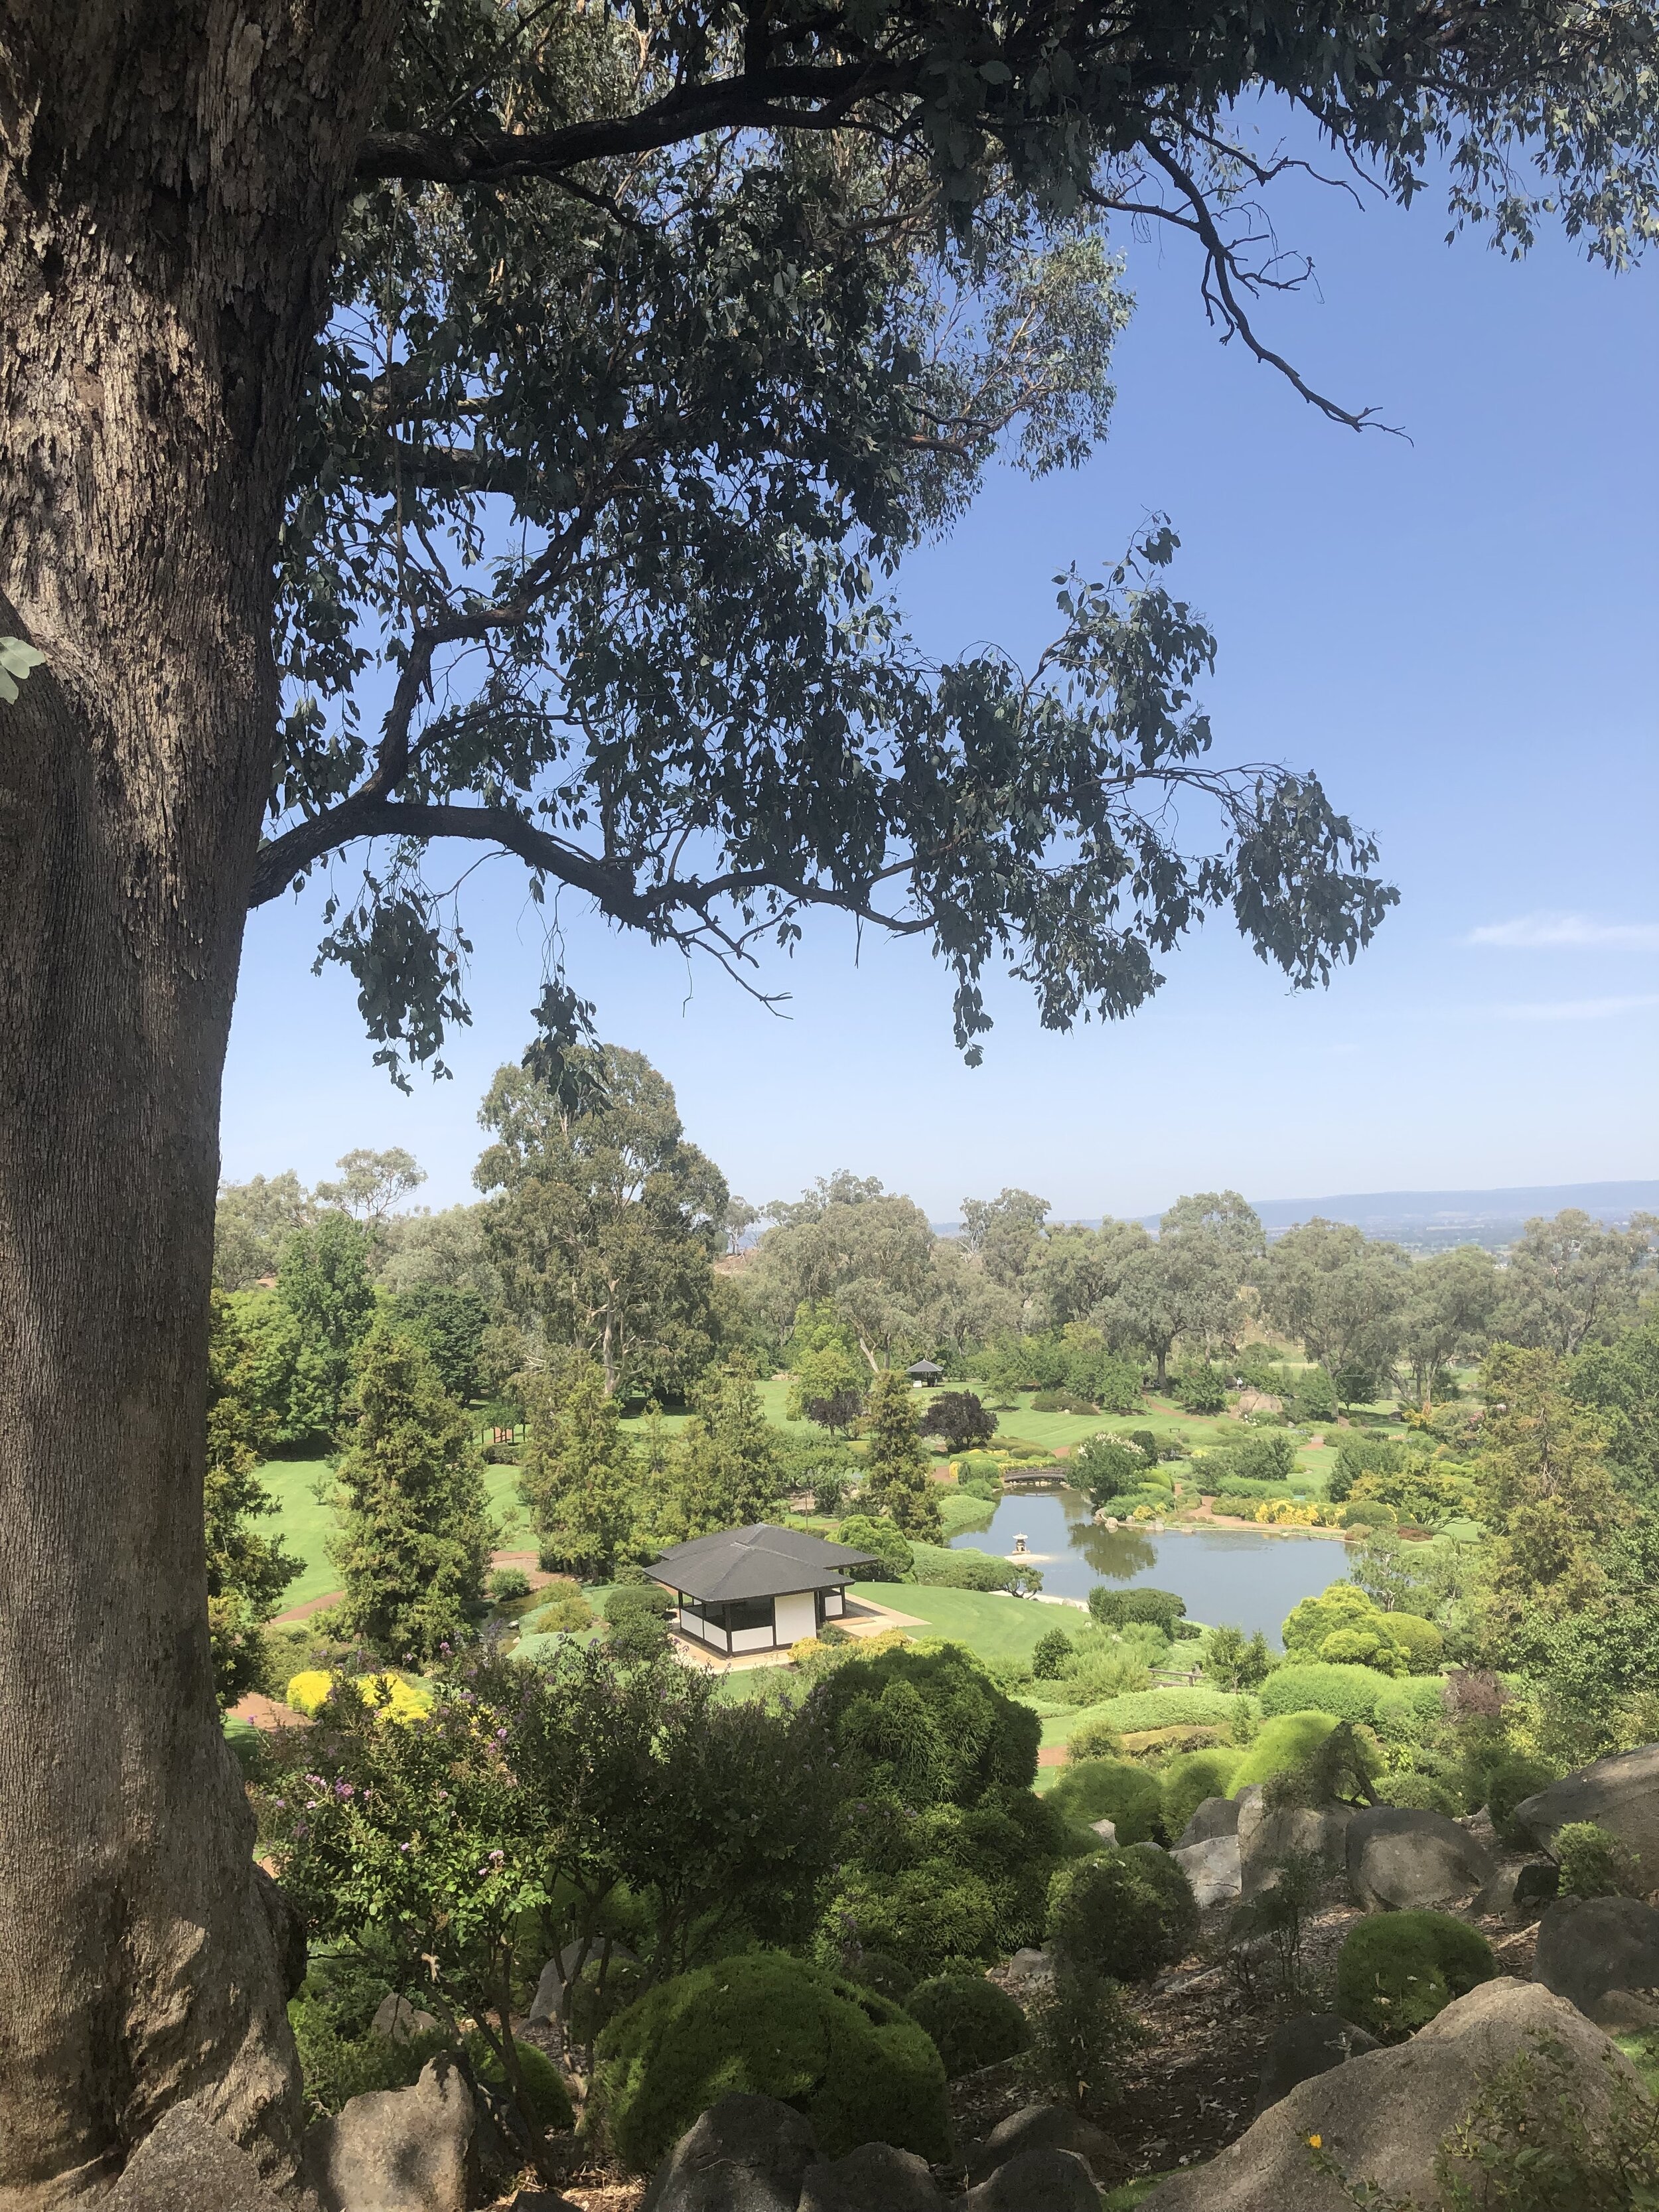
[1199,1179,1659,1251]
[934,1179,1658,1252]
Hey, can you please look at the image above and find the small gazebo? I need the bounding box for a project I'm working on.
[648,1523,878,1657]
[905,1359,944,1386]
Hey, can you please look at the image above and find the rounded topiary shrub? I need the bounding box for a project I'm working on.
[1385,1612,1445,1674]
[1260,1663,1392,1728]
[1484,1755,1561,1849]
[904,1974,1028,2078]
[831,1861,1003,1980]
[592,1952,950,2173]
[1162,1748,1244,1838]
[1048,1757,1167,1844]
[1336,1912,1496,2042]
[1045,1844,1198,1982]
[1228,1711,1342,1793]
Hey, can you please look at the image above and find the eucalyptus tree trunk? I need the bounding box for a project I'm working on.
[0,11,397,2200]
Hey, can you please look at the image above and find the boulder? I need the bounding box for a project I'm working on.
[1346,1805,1496,1911]
[1516,1862,1561,1909]
[1090,1816,1119,1844]
[1513,1743,1659,1864]
[798,2142,942,2212]
[966,2105,1114,2185]
[528,1939,640,2025]
[1253,2014,1378,2116]
[1000,1949,1056,1998]
[111,2105,288,2212]
[962,2148,1099,2212]
[1172,1832,1242,1910]
[1179,1795,1242,1848]
[1534,1893,1659,2025]
[369,1992,438,2042]
[301,2054,473,2212]
[1472,1866,1520,1917]
[1237,1795,1353,1901]
[1137,1980,1644,2211]
[641,2093,820,2212]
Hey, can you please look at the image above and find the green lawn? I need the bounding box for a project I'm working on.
[263,1456,526,1612]
[849,1581,1067,1664]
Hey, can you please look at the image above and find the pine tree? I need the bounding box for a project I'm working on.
[204,1293,298,1706]
[330,1327,493,1660]
[863,1370,942,1540]
[518,1352,638,1578]
[672,1365,782,1537]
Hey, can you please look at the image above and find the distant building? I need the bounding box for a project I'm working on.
[905,1359,944,1384]
[647,1522,879,1657]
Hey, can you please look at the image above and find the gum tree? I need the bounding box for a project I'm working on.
[2,0,1657,2196]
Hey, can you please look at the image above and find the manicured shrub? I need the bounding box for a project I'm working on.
[840,1951,916,2004]
[1336,1912,1496,2041]
[832,1861,1004,1978]
[1555,1820,1646,1900]
[1484,1755,1561,1849]
[818,1641,1041,1805]
[1032,1627,1077,1679]
[1065,1714,1122,1761]
[1088,1585,1189,1634]
[603,1582,673,1660]
[530,1585,594,1634]
[593,1953,951,2171]
[1092,1687,1241,1732]
[1228,1711,1342,1793]
[904,1974,1029,2077]
[465,2033,575,2130]
[835,1513,914,1582]
[1045,1845,1198,1982]
[1375,1770,1462,1817]
[488,1566,532,1601]
[1260,1662,1395,1727]
[1162,1749,1244,1838]
[1049,1757,1167,1844]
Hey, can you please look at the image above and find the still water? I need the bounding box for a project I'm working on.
[950,1487,1350,1645]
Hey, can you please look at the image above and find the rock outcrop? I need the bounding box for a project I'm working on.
[798,2142,943,2212]
[964,2105,1113,2185]
[642,2093,821,2212]
[1172,1832,1242,1909]
[1237,1795,1353,1901]
[301,2054,474,2212]
[1253,2014,1378,2116]
[1512,1743,1659,1864]
[111,2105,289,2212]
[961,2148,1098,2212]
[1178,1795,1242,1848]
[1534,1893,1659,2026]
[1136,1980,1644,2211]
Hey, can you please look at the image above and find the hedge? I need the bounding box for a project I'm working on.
[1090,1687,1245,1733]
[593,1952,950,2172]
[1048,1757,1167,1844]
[1260,1662,1398,1727]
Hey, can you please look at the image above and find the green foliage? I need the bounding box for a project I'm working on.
[489,1566,532,1601]
[330,1325,492,1660]
[1227,1848,1325,2006]
[1282,1584,1410,1675]
[1088,1585,1188,1634]
[204,1291,299,1705]
[593,1953,951,2172]
[1336,1912,1496,2042]
[1422,2032,1659,2210]
[1173,1362,1228,1414]
[835,1513,914,1582]
[1033,1626,1076,1680]
[1049,1757,1167,1844]
[904,1974,1028,2077]
[1162,1749,1244,1838]
[829,1860,1004,1978]
[288,1991,450,2120]
[519,1351,639,1576]
[910,1542,1033,1593]
[382,1282,490,1404]
[1090,1687,1242,1732]
[1228,1711,1342,1793]
[1202,1624,1275,1692]
[817,1641,1041,1807]
[528,1582,593,1635]
[1074,1433,1155,1507]
[1261,1662,1403,1728]
[465,2032,575,2131]
[1484,1755,1563,1849]
[863,1371,943,1541]
[603,1582,674,1662]
[1046,1845,1198,1982]
[1198,1428,1301,1491]
[477,1049,727,1401]
[275,1213,378,1442]
[1019,1962,1143,2119]
[1555,1822,1646,1901]
[788,1339,868,1425]
[1066,1714,1123,1761]
[664,1363,782,1540]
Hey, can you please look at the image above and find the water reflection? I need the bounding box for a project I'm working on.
[952,1485,1349,1645]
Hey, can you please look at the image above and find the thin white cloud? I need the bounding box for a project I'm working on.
[1490,994,1659,1023]
[1467,912,1659,951]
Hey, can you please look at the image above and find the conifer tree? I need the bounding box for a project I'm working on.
[518,1352,638,1578]
[204,1293,297,1706]
[671,1366,782,1537]
[863,1370,943,1541]
[331,1327,493,1660]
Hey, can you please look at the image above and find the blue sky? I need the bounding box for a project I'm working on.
[224,153,1658,1222]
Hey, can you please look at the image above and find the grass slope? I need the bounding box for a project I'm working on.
[262,1456,524,1612]
[848,1582,1064,1664]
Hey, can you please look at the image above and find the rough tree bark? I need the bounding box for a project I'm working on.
[0,9,399,2201]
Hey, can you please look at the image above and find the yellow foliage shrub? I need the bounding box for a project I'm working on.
[284,1668,431,1724]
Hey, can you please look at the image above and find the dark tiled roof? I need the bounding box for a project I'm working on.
[647,1522,879,1604]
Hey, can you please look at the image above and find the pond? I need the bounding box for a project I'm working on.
[950,1487,1350,1645]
